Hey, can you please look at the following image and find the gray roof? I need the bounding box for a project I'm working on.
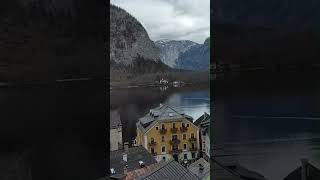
[188,158,210,179]
[137,104,194,133]
[212,157,266,180]
[110,110,121,129]
[137,159,200,180]
[109,146,157,176]
[195,112,210,126]
[283,160,320,180]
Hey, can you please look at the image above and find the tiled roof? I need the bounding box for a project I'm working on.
[137,159,200,180]
[110,110,122,129]
[110,146,157,176]
[137,104,194,133]
[194,112,210,126]
[188,158,210,179]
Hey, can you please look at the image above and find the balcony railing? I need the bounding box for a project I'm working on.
[189,147,198,152]
[180,126,188,132]
[169,149,182,154]
[149,141,157,147]
[189,137,197,142]
[169,139,180,145]
[159,128,167,134]
[171,127,178,133]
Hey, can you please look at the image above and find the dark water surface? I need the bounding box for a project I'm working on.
[110,85,210,145]
[213,71,320,180]
[0,82,106,180]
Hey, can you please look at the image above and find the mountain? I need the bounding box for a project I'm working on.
[175,38,210,71]
[155,40,198,68]
[110,4,169,82]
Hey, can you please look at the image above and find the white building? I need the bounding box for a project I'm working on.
[194,112,210,161]
[110,110,123,151]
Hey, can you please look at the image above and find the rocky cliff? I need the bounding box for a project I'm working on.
[155,39,198,68]
[175,38,210,71]
[110,5,168,82]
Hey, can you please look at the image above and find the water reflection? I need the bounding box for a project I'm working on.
[110,86,209,144]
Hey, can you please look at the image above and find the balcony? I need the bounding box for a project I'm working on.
[189,147,198,152]
[151,152,157,156]
[180,126,188,132]
[159,128,167,134]
[171,127,178,133]
[149,141,157,147]
[189,137,197,142]
[169,139,180,145]
[169,149,182,154]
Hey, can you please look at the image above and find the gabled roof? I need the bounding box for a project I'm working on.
[110,146,157,177]
[212,157,266,180]
[194,112,210,126]
[137,104,194,133]
[188,158,210,179]
[137,159,200,180]
[283,160,320,180]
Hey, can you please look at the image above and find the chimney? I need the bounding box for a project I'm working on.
[199,163,204,171]
[124,142,129,153]
[123,164,128,175]
[301,159,308,180]
[139,160,145,168]
[123,142,129,162]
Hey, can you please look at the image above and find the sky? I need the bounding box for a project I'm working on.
[110,0,210,44]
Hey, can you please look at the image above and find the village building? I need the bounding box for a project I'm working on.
[110,144,158,180]
[110,110,123,151]
[188,158,210,180]
[194,112,210,161]
[137,159,200,180]
[135,104,200,163]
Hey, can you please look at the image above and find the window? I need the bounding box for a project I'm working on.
[183,134,186,140]
[161,136,165,142]
[184,144,187,150]
[151,148,155,154]
[187,123,189,127]
[156,126,159,130]
[182,134,187,140]
[162,124,165,129]
[182,123,185,127]
[163,157,166,161]
[192,143,195,149]
[151,137,154,143]
[172,135,177,140]
[173,123,176,128]
[184,154,187,159]
[192,153,195,159]
[172,144,178,150]
[162,146,166,153]
[191,133,194,138]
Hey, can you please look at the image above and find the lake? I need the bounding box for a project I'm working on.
[0,82,106,180]
[213,71,320,180]
[110,85,210,145]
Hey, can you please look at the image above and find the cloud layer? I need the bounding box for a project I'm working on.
[110,0,210,44]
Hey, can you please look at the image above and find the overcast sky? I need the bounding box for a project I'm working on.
[110,0,210,44]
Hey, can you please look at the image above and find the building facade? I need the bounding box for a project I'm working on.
[110,110,123,151]
[195,112,210,161]
[136,104,200,163]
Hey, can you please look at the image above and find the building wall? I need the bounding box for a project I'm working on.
[110,126,123,151]
[142,119,199,162]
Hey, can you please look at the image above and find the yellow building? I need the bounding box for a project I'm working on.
[135,104,199,163]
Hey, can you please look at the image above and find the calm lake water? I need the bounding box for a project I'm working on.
[0,82,106,180]
[110,85,210,145]
[213,71,320,180]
